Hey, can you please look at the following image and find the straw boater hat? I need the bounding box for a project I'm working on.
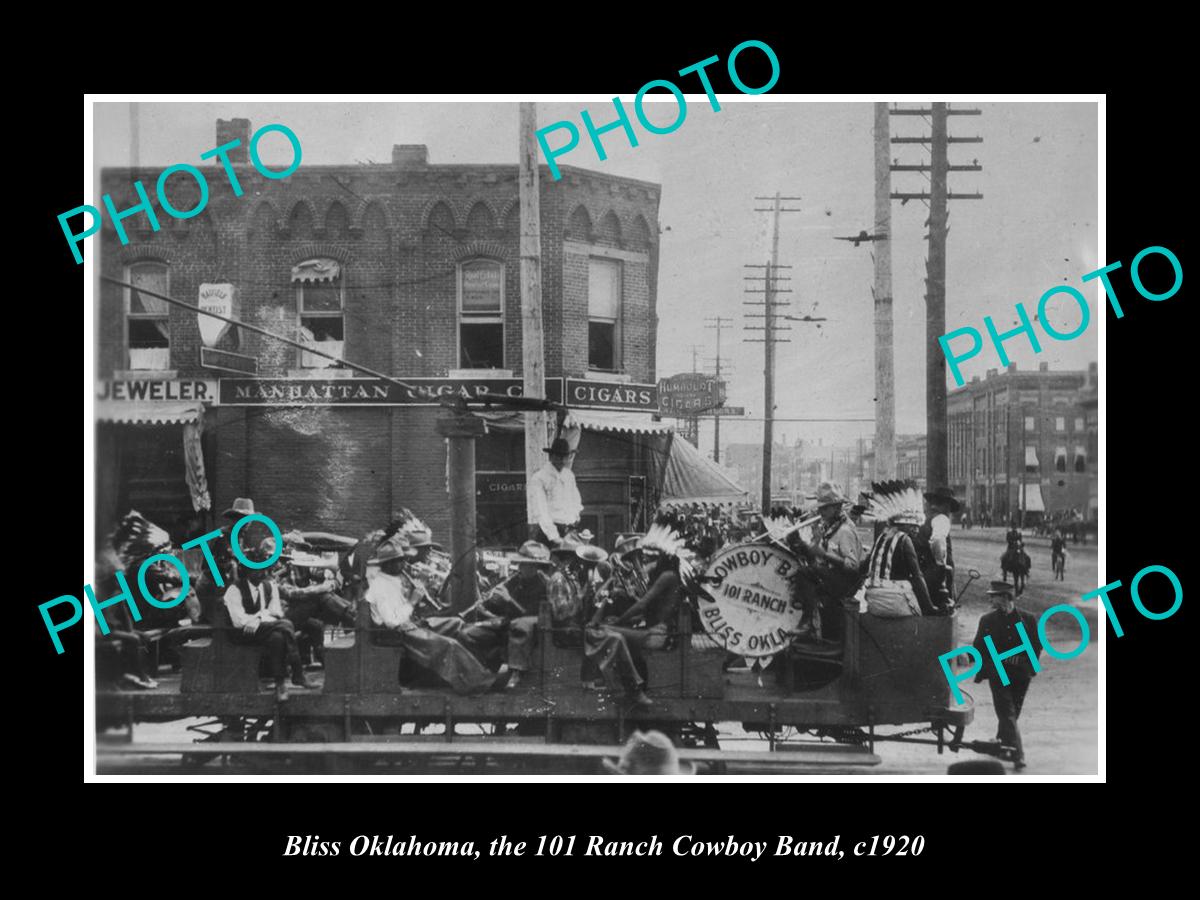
[923,486,962,514]
[602,730,696,775]
[511,540,554,566]
[222,497,255,520]
[868,480,925,526]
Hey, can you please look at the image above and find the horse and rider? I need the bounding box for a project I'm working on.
[1050,529,1068,581]
[1001,521,1032,594]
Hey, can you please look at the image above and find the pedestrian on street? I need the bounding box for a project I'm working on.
[972,580,1043,770]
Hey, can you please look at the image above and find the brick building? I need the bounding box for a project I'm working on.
[947,361,1097,524]
[95,119,666,549]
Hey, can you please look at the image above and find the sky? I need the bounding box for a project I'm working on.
[94,98,1098,454]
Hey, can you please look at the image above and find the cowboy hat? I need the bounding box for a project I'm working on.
[575,545,608,565]
[222,497,256,520]
[510,541,554,566]
[815,482,848,508]
[601,730,696,775]
[239,536,283,565]
[367,536,417,565]
[923,486,962,513]
[544,437,572,457]
[613,533,644,553]
[550,536,583,556]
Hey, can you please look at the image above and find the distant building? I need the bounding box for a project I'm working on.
[947,361,1097,524]
[725,438,870,507]
[862,434,926,490]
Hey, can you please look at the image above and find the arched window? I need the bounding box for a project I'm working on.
[294,258,345,368]
[458,259,504,369]
[126,261,170,370]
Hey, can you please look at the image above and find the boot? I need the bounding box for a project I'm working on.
[291,661,312,689]
[274,678,290,703]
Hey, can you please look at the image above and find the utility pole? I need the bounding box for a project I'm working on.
[519,103,551,531]
[746,191,802,513]
[890,103,982,492]
[873,102,895,480]
[705,316,732,462]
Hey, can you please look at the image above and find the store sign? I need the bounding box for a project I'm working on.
[477,473,525,499]
[218,377,565,406]
[658,373,723,414]
[563,378,658,412]
[198,284,235,347]
[97,379,217,402]
[696,542,803,658]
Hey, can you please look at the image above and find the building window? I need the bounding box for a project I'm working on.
[1074,417,1084,431]
[588,257,622,371]
[126,261,171,370]
[1074,445,1087,473]
[1025,445,1039,474]
[458,259,504,369]
[1055,446,1067,472]
[1024,416,1035,431]
[294,259,345,369]
[1055,416,1065,431]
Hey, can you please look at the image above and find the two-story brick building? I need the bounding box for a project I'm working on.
[95,119,674,549]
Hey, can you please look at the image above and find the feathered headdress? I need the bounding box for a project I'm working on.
[110,510,173,569]
[639,524,695,584]
[384,508,431,543]
[868,480,925,526]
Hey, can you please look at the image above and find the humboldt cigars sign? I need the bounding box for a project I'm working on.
[697,543,803,657]
[219,377,565,406]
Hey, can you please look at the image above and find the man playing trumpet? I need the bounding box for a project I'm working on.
[784,483,864,641]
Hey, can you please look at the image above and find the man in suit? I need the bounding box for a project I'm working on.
[972,580,1043,770]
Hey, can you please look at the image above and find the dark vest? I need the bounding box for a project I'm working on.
[236,576,277,615]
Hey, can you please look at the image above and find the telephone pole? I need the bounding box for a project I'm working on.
[746,191,803,512]
[518,103,551,521]
[873,102,896,480]
[890,103,982,491]
[705,316,733,462]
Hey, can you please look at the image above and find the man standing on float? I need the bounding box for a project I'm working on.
[528,437,583,548]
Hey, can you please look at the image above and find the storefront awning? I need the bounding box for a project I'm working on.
[292,258,340,283]
[95,401,204,425]
[1023,483,1046,513]
[660,434,750,507]
[564,410,672,435]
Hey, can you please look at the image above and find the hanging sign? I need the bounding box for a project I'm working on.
[198,284,235,347]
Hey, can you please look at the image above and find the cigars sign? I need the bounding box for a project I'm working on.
[696,543,804,658]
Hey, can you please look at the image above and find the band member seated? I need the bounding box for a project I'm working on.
[863,481,938,617]
[364,536,510,695]
[479,540,555,690]
[224,538,310,702]
[918,487,960,612]
[528,438,583,548]
[787,482,864,641]
[276,538,354,670]
[587,525,692,707]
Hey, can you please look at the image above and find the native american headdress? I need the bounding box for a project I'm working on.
[110,510,173,569]
[867,480,925,526]
[639,523,696,585]
[384,508,432,543]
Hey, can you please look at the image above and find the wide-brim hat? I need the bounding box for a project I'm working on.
[368,536,416,565]
[511,540,554,566]
[924,487,962,513]
[544,437,572,457]
[614,533,644,553]
[550,538,583,557]
[576,545,608,565]
[815,481,848,508]
[222,497,255,520]
[405,529,434,548]
[601,730,696,775]
[986,580,1016,596]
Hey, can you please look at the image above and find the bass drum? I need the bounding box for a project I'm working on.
[695,541,806,659]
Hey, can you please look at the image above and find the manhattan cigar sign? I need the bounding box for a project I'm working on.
[219,377,565,406]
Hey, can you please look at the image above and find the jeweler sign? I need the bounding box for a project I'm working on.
[696,543,803,657]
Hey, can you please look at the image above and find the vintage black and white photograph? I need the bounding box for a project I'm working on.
[88,97,1099,777]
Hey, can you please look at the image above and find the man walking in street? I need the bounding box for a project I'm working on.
[972,580,1043,770]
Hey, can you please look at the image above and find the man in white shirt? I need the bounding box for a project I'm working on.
[224,538,308,702]
[528,438,583,547]
[365,536,509,695]
[920,487,960,613]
